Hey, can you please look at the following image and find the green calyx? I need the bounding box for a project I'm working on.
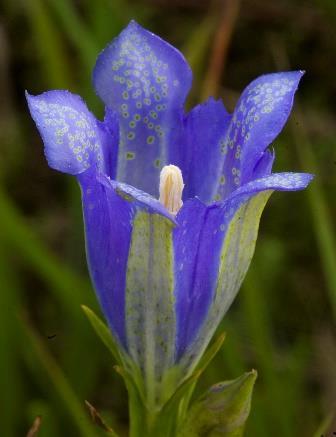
[178,370,257,437]
[82,306,256,437]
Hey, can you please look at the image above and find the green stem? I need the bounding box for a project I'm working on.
[128,391,148,437]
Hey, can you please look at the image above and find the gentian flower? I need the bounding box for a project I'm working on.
[27,21,313,408]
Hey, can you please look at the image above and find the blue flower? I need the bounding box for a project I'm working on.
[27,21,313,402]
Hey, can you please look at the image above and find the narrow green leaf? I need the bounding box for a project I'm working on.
[217,320,245,377]
[150,371,201,437]
[23,0,71,88]
[81,305,122,366]
[0,186,105,400]
[197,332,226,373]
[84,0,127,46]
[294,130,336,319]
[46,0,99,69]
[241,265,288,434]
[0,246,22,437]
[0,188,96,316]
[114,365,148,437]
[19,315,99,437]
[82,304,147,435]
[179,333,226,423]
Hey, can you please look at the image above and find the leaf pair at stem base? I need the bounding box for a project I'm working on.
[82,305,257,437]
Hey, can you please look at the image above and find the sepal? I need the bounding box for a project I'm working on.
[82,305,229,437]
[81,305,144,388]
[178,370,257,436]
[81,305,123,365]
[178,333,226,423]
[149,333,226,437]
[196,332,226,373]
[82,305,148,436]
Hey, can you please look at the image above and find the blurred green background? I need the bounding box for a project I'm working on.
[0,0,335,435]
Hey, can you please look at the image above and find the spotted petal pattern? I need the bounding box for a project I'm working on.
[216,71,304,200]
[93,20,192,196]
[26,91,113,175]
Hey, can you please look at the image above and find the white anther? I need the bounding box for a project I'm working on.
[159,164,184,215]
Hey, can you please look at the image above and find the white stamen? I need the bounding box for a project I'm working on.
[159,164,184,215]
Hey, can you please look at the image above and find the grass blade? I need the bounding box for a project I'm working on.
[23,0,71,88]
[0,188,96,315]
[19,314,100,437]
[46,0,99,70]
[0,245,22,437]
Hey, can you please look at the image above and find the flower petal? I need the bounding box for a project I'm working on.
[181,97,231,203]
[216,71,304,200]
[174,199,225,360]
[251,149,275,179]
[80,172,177,389]
[93,20,192,196]
[79,172,132,348]
[26,90,116,176]
[98,175,176,223]
[99,108,120,179]
[175,171,313,368]
[225,171,314,203]
[175,191,272,371]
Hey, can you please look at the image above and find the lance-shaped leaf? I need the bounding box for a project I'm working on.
[178,333,227,426]
[178,370,257,437]
[81,305,123,365]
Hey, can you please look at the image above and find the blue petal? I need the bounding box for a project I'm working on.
[225,171,314,203]
[174,171,313,366]
[79,171,131,348]
[215,71,304,200]
[98,174,176,223]
[181,97,231,203]
[93,20,192,196]
[99,108,120,179]
[251,149,275,179]
[26,90,116,176]
[79,172,177,385]
[174,199,227,359]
